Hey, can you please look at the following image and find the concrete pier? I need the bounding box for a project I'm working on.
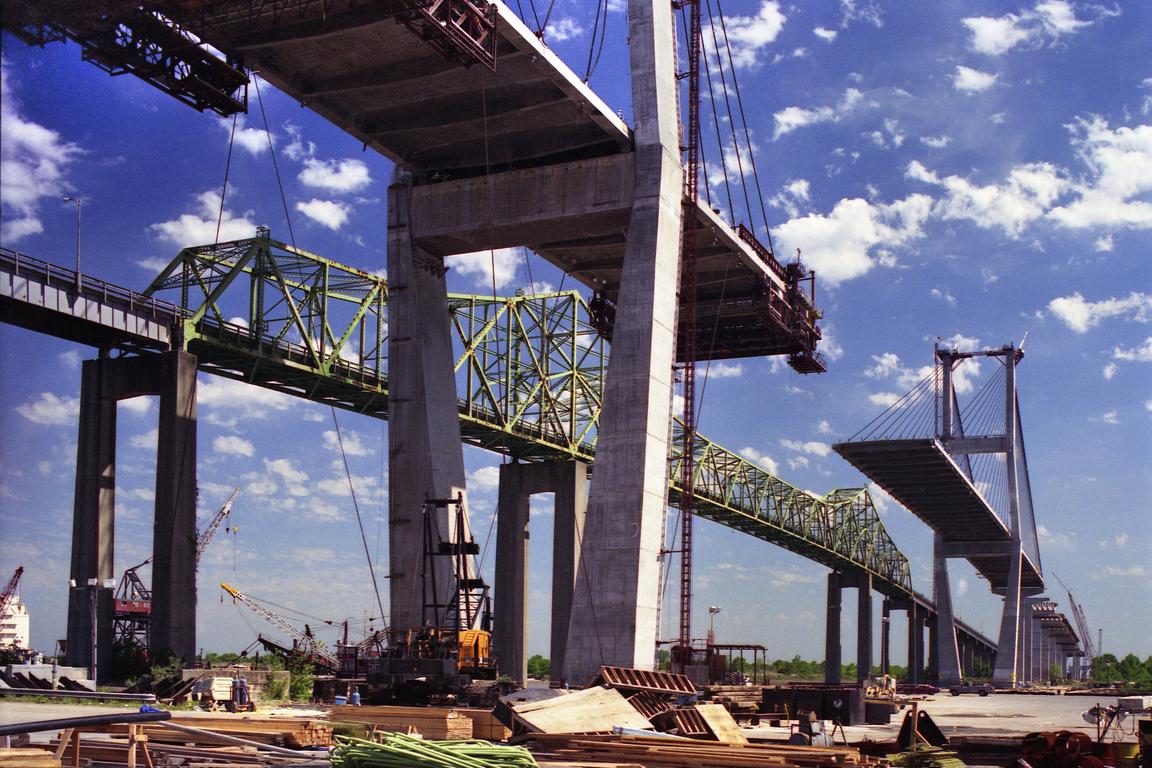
[494,461,587,685]
[564,0,684,682]
[66,351,198,676]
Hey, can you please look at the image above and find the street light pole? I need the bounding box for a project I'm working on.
[62,196,81,292]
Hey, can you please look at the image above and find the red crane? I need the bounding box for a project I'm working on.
[0,566,24,618]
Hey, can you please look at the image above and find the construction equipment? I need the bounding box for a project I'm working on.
[220,583,338,672]
[1053,572,1096,675]
[0,566,23,619]
[110,490,239,659]
[367,495,499,704]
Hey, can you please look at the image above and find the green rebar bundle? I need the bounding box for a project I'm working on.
[330,732,539,768]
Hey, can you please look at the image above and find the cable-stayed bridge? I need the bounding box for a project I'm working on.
[835,344,1047,686]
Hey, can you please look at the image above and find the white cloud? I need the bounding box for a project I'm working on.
[773,193,932,284]
[706,362,744,379]
[323,429,373,457]
[920,135,951,149]
[1047,292,1152,333]
[118,397,153,417]
[1,61,83,242]
[931,288,957,306]
[768,178,811,218]
[219,115,273,156]
[816,419,833,435]
[1094,234,1114,252]
[1112,337,1152,363]
[264,458,308,484]
[865,352,902,379]
[953,66,999,93]
[1047,118,1152,230]
[1103,362,1117,380]
[787,456,810,470]
[445,248,521,290]
[1145,399,1152,413]
[962,1,1114,56]
[717,2,787,69]
[213,435,254,456]
[1105,564,1148,577]
[150,190,257,245]
[545,16,583,41]
[298,157,372,193]
[468,465,501,491]
[296,198,352,230]
[199,378,296,419]
[780,439,831,457]
[15,392,79,425]
[866,482,898,515]
[282,122,315,161]
[738,447,779,475]
[819,325,844,361]
[1099,410,1120,425]
[908,159,1069,238]
[773,88,862,140]
[813,26,837,42]
[129,427,158,450]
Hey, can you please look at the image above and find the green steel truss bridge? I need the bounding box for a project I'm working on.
[1,235,911,597]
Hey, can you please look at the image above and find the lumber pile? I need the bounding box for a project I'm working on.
[0,748,61,767]
[524,733,887,768]
[103,714,332,749]
[332,704,475,739]
[50,735,295,765]
[704,685,764,714]
[457,707,513,741]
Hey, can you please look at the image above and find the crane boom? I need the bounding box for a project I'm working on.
[197,488,239,565]
[220,582,338,668]
[0,566,24,617]
[1052,572,1096,663]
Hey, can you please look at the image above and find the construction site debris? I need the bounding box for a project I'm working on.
[110,713,332,748]
[507,685,655,735]
[332,704,475,739]
[521,733,885,768]
[591,667,698,696]
[693,703,748,744]
[331,731,538,768]
[0,748,61,768]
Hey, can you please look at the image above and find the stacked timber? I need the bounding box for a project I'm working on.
[107,715,333,748]
[704,685,764,715]
[0,748,61,768]
[332,704,474,739]
[524,733,888,768]
[456,707,513,741]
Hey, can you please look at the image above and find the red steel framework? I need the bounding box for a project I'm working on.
[676,0,702,664]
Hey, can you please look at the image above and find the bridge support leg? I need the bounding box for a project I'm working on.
[825,572,842,685]
[495,461,587,686]
[907,604,925,684]
[66,358,118,680]
[66,351,199,675]
[150,350,198,665]
[880,600,891,675]
[387,170,472,633]
[933,534,962,684]
[565,0,683,682]
[857,575,873,682]
[992,544,1024,687]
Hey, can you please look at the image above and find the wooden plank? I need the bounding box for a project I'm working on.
[511,686,655,734]
[694,703,748,744]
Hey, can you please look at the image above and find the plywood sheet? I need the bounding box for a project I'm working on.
[695,703,748,744]
[511,685,654,734]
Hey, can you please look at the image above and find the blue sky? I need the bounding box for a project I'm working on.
[1,0,1149,665]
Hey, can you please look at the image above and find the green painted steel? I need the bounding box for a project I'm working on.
[143,234,911,595]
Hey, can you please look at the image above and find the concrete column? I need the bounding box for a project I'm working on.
[880,600,891,674]
[150,351,198,665]
[907,604,924,684]
[857,575,872,682]
[933,534,962,684]
[387,169,472,633]
[927,618,938,681]
[825,572,842,685]
[993,350,1024,688]
[564,0,684,682]
[66,358,117,678]
[494,461,588,686]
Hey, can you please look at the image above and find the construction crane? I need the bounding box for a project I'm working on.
[220,582,338,671]
[0,566,24,619]
[1053,572,1096,673]
[197,488,238,565]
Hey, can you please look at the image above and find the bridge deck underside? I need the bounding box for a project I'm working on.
[190,2,809,362]
[834,439,1042,592]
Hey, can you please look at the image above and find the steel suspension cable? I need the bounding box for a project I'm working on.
[252,74,297,249]
[701,27,733,215]
[214,113,239,248]
[704,0,754,229]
